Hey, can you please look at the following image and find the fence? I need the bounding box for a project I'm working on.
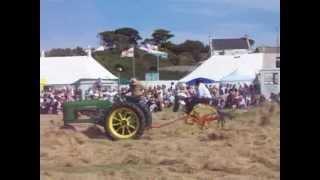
[141,80,179,87]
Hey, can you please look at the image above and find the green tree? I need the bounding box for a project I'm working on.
[98,31,115,47]
[98,27,141,51]
[161,41,179,54]
[73,46,86,56]
[168,52,180,65]
[46,48,71,57]
[46,47,86,57]
[98,31,130,51]
[177,40,206,62]
[151,29,174,45]
[114,27,142,45]
[202,45,210,53]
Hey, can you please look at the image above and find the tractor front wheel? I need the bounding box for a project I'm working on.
[104,102,146,140]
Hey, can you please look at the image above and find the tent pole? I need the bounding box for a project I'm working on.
[132,57,136,78]
[118,72,121,93]
[157,55,160,80]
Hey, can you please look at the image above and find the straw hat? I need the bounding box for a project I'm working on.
[130,78,139,85]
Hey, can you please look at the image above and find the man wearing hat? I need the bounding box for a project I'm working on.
[123,78,145,102]
[123,78,153,128]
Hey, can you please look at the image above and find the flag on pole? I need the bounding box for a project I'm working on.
[139,43,158,51]
[121,47,134,58]
[138,43,168,59]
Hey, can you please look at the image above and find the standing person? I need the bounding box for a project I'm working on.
[195,80,212,99]
[156,85,164,111]
[225,89,234,108]
[186,86,195,97]
[219,87,224,96]
[172,82,189,112]
[88,88,94,100]
[185,80,212,113]
[95,78,102,91]
[51,98,59,114]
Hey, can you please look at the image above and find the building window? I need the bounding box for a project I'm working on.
[276,60,280,68]
[264,72,280,85]
[264,73,274,85]
[273,73,279,84]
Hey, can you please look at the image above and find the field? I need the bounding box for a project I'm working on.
[40,103,280,180]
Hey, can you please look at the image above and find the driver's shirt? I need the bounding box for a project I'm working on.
[196,83,212,99]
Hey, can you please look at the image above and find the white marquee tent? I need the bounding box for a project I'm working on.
[40,55,118,85]
[220,68,254,82]
[180,53,263,83]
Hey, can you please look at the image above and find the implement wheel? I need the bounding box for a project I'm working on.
[104,102,146,140]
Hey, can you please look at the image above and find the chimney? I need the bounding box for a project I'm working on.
[41,50,45,57]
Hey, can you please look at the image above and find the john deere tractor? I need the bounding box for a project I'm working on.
[63,95,152,140]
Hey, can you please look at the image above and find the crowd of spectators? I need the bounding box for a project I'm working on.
[173,82,267,111]
[40,81,278,114]
[40,86,81,114]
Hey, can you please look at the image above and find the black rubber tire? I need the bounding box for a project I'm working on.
[104,102,146,140]
[123,96,152,128]
[135,103,152,128]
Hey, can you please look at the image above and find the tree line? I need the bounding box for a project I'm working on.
[44,27,210,63]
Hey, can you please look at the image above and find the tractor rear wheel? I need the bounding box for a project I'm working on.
[104,102,146,140]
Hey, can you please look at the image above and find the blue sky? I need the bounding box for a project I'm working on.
[40,0,280,50]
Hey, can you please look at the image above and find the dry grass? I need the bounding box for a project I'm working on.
[40,102,280,180]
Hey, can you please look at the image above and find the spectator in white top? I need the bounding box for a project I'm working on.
[185,79,212,113]
[196,81,212,99]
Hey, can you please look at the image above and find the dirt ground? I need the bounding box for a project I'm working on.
[40,102,280,180]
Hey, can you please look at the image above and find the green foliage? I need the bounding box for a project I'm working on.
[92,49,188,80]
[162,41,178,53]
[159,70,188,80]
[202,45,210,53]
[177,40,206,62]
[45,46,86,57]
[177,52,195,65]
[168,52,180,65]
[151,29,174,45]
[114,27,142,45]
[98,27,142,52]
[45,27,211,80]
[98,31,130,51]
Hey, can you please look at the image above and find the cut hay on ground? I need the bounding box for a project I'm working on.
[41,102,280,180]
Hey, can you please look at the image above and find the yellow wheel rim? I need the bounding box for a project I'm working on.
[107,107,140,139]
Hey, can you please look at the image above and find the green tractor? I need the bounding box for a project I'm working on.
[63,95,152,140]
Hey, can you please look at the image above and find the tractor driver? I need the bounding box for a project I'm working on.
[123,78,145,104]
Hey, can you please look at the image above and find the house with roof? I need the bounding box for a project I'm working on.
[256,46,280,69]
[210,36,255,56]
[256,46,280,98]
